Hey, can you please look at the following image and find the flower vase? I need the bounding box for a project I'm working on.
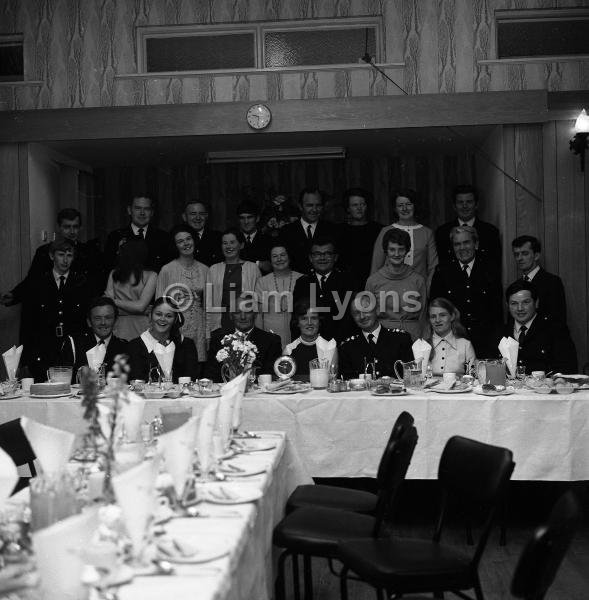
[221,363,239,384]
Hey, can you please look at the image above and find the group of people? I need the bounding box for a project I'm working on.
[0,183,578,384]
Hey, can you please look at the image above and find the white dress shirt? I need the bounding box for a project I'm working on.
[429,332,476,375]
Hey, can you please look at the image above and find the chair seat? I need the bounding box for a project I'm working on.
[273,507,377,557]
[286,484,377,514]
[338,537,473,592]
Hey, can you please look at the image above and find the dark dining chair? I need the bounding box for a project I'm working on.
[273,419,418,600]
[0,418,37,494]
[338,435,515,600]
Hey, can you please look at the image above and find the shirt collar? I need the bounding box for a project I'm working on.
[131,223,148,236]
[94,334,112,346]
[315,271,332,281]
[363,324,382,342]
[53,270,69,283]
[515,314,537,333]
[459,258,475,274]
[459,217,475,227]
[235,327,254,338]
[243,230,257,241]
[301,218,317,232]
[524,265,540,280]
[432,332,457,349]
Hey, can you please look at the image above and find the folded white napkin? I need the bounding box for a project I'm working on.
[33,507,98,600]
[86,343,106,372]
[120,390,146,442]
[225,371,248,431]
[196,398,218,475]
[218,376,241,450]
[0,447,18,504]
[112,456,160,557]
[154,342,175,378]
[2,345,22,381]
[21,417,75,474]
[157,416,199,497]
[316,336,337,364]
[412,339,432,376]
[498,337,519,376]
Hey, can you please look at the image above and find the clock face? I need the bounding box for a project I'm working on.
[246,104,271,130]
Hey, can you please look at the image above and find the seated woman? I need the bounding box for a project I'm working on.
[425,297,476,376]
[283,299,337,380]
[127,296,199,383]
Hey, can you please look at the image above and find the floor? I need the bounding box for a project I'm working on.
[279,480,589,600]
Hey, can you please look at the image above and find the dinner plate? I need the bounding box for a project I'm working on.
[264,387,311,395]
[429,385,472,394]
[203,486,263,505]
[473,386,515,397]
[0,392,23,400]
[235,441,276,453]
[28,392,77,399]
[218,462,267,478]
[370,390,409,397]
[156,537,231,564]
[189,392,222,398]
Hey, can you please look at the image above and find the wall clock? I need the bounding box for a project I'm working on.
[246,104,272,130]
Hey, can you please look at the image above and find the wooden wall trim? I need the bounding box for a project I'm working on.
[0,91,550,143]
[17,143,30,276]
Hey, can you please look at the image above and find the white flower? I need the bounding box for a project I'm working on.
[216,349,229,362]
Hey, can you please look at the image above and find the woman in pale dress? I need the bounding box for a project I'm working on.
[254,244,302,347]
[371,188,438,287]
[157,224,209,364]
[425,297,476,376]
[104,239,156,341]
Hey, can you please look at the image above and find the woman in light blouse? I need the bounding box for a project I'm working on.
[426,297,476,376]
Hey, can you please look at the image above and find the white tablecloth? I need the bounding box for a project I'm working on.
[2,389,589,480]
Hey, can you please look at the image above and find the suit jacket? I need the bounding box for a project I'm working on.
[339,327,413,379]
[204,327,282,382]
[430,256,503,357]
[292,269,360,343]
[524,268,567,324]
[435,218,501,268]
[279,220,340,274]
[126,336,199,382]
[104,225,171,273]
[497,316,577,375]
[238,230,273,271]
[192,227,222,267]
[71,332,129,380]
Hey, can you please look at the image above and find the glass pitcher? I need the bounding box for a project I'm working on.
[476,359,506,386]
[394,359,423,390]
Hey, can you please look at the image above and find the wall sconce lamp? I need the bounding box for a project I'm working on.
[569,109,589,172]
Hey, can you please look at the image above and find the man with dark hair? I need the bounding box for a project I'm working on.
[181,199,222,266]
[435,184,501,267]
[70,297,128,380]
[236,202,272,273]
[338,188,382,286]
[339,291,413,379]
[292,238,359,342]
[104,195,170,273]
[498,280,576,374]
[510,235,567,323]
[279,188,339,274]
[430,225,502,357]
[204,293,282,382]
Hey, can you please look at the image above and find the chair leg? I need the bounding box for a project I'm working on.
[340,566,349,600]
[473,576,485,600]
[292,553,301,600]
[275,550,289,600]
[303,555,314,600]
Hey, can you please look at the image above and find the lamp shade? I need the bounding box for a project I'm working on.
[574,109,589,133]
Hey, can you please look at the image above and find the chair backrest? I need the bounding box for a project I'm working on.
[435,436,515,565]
[0,418,36,468]
[372,421,418,537]
[376,411,415,485]
[511,491,581,600]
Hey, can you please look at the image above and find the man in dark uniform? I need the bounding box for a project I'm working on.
[18,239,93,381]
[181,200,222,266]
[236,202,272,274]
[339,291,413,379]
[430,225,502,358]
[292,238,359,343]
[204,294,282,382]
[510,235,567,324]
[104,195,170,273]
[499,280,576,374]
[435,185,501,267]
[279,188,339,274]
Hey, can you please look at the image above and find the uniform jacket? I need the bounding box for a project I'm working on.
[435,218,501,267]
[279,220,340,274]
[71,332,129,380]
[104,225,171,273]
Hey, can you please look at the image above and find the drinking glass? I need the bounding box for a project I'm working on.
[159,405,192,433]
[46,366,72,383]
[309,358,330,389]
[29,472,80,532]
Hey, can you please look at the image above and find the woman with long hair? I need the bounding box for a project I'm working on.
[104,239,157,340]
[425,297,476,376]
[126,296,199,382]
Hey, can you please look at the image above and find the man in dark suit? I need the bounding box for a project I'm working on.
[430,225,503,358]
[511,235,567,324]
[279,188,339,274]
[292,238,359,343]
[339,292,413,379]
[435,185,501,267]
[181,200,222,266]
[499,280,576,374]
[104,195,170,273]
[204,294,282,382]
[71,297,128,380]
[236,202,272,273]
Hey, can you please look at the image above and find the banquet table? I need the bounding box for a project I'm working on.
[1,389,589,481]
[2,431,311,600]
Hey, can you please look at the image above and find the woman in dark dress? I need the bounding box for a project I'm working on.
[127,296,199,382]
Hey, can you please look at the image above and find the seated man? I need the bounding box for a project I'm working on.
[204,294,282,382]
[498,280,577,374]
[71,297,128,380]
[339,291,413,379]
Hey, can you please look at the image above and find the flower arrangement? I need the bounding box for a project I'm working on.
[215,332,258,381]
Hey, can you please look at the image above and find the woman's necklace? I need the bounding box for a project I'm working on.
[273,271,293,311]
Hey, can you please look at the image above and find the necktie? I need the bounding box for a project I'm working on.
[462,263,469,277]
[307,225,313,240]
[320,275,327,292]
[137,228,144,238]
[519,325,527,344]
[58,275,65,291]
[523,274,530,281]
[367,333,376,347]
[246,235,252,245]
